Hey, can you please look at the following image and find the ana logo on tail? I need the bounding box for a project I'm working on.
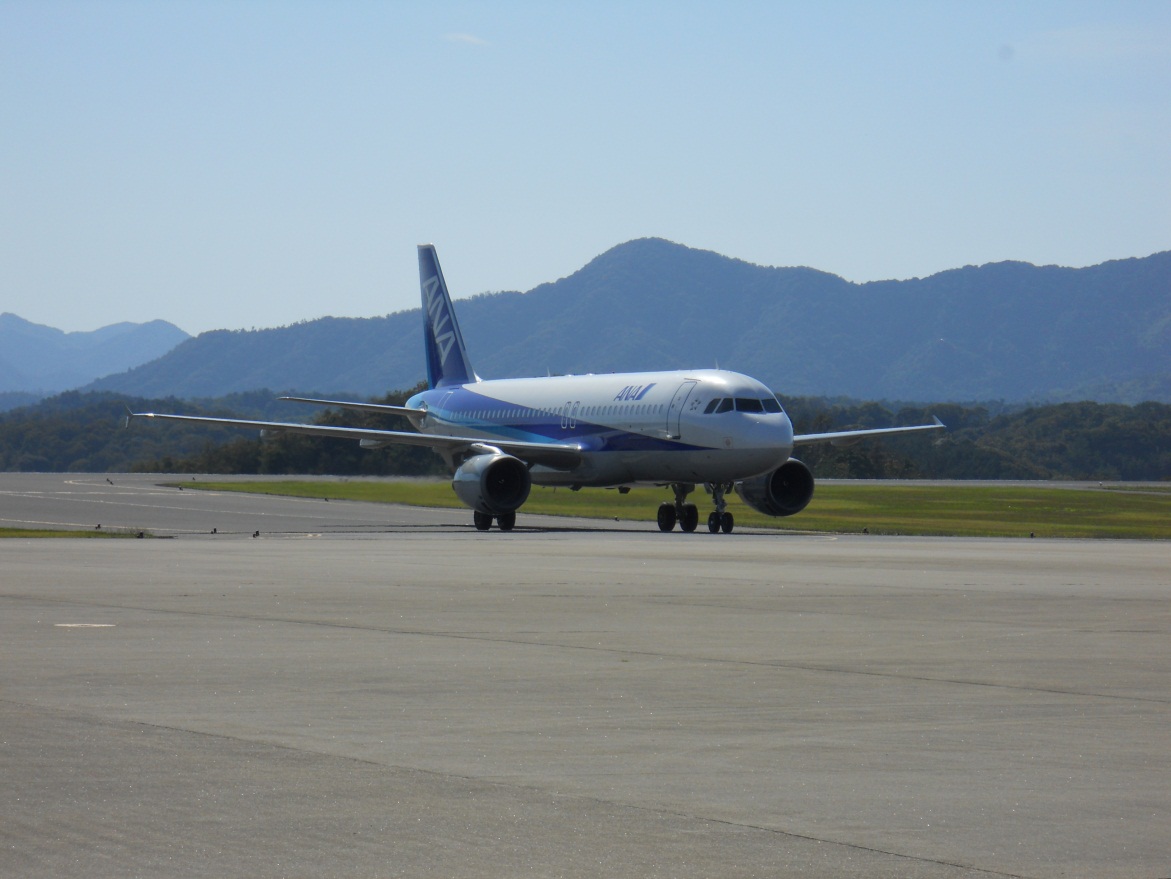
[418,244,476,388]
[422,275,457,367]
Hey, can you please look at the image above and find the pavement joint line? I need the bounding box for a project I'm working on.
[4,592,1167,707]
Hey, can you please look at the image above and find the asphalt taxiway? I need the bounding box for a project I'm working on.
[2,474,1168,877]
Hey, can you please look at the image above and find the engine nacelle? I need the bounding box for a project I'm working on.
[452,452,532,515]
[735,458,815,517]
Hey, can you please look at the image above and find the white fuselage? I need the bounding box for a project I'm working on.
[407,369,795,486]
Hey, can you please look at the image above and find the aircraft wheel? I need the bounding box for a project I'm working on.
[497,511,516,532]
[680,503,699,533]
[657,502,677,532]
[707,511,721,533]
[473,511,493,531]
[721,512,734,534]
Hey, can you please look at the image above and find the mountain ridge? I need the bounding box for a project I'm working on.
[85,239,1171,403]
[0,313,189,397]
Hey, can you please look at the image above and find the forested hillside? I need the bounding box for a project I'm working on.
[2,390,1167,481]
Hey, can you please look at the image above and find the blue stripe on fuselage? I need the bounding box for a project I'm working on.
[411,387,709,453]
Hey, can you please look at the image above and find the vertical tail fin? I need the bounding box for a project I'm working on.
[418,244,477,388]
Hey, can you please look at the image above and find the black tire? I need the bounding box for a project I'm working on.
[721,511,734,534]
[680,503,699,533]
[497,511,516,532]
[657,502,677,532]
[473,511,492,531]
[707,511,721,533]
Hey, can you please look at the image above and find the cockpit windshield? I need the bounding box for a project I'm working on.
[703,396,784,414]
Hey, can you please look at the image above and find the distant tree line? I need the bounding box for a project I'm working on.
[0,386,444,477]
[131,384,444,477]
[0,388,1168,481]
[781,398,1171,481]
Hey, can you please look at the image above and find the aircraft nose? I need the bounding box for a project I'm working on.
[748,412,794,450]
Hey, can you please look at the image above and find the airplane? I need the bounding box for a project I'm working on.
[129,244,945,533]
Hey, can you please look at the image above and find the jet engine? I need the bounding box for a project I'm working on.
[451,452,532,515]
[735,458,815,517]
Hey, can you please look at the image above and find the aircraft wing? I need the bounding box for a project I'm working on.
[793,416,945,447]
[126,412,584,470]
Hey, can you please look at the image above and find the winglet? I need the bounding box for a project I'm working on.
[418,244,477,388]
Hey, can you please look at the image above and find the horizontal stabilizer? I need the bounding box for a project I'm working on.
[126,410,583,471]
[279,396,426,418]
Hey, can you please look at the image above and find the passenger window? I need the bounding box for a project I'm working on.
[735,398,764,413]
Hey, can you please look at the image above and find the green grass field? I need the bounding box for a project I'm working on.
[0,528,148,539]
[187,480,1171,540]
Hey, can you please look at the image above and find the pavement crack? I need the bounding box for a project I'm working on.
[2,697,1031,878]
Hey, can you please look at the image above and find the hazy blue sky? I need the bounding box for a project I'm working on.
[3,1,1168,335]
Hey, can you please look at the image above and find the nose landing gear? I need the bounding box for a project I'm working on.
[657,483,733,533]
[705,482,735,534]
[706,510,734,533]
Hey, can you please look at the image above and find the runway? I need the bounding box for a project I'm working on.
[2,474,1169,877]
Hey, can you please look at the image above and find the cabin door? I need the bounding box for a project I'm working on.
[666,380,697,440]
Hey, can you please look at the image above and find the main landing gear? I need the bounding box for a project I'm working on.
[657,483,698,532]
[657,483,734,534]
[473,510,516,532]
